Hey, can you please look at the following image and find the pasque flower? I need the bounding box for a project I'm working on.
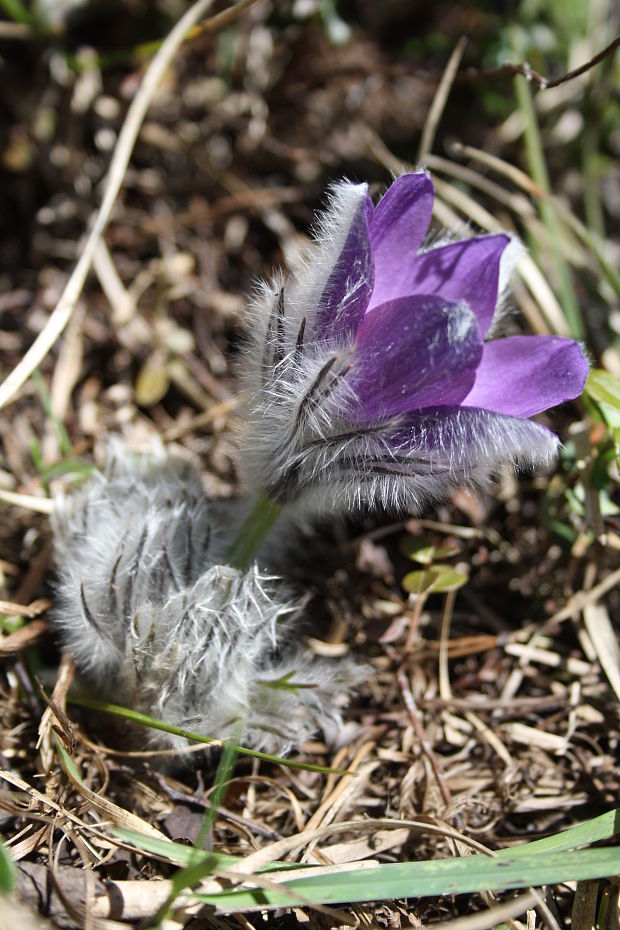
[52,447,362,755]
[238,173,588,520]
[50,173,589,755]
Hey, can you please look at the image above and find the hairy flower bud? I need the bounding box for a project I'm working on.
[52,447,361,755]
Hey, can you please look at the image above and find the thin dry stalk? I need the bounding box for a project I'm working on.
[418,37,468,162]
[0,0,260,411]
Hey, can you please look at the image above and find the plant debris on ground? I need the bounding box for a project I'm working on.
[0,1,619,928]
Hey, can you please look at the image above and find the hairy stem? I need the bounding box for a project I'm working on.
[226,493,282,569]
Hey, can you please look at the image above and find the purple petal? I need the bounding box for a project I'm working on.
[462,336,588,417]
[391,406,560,476]
[348,296,483,421]
[311,182,375,341]
[397,235,511,335]
[368,173,434,311]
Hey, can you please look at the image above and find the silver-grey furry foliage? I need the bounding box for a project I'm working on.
[52,448,360,754]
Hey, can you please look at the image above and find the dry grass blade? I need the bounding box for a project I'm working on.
[583,605,620,702]
[543,565,620,628]
[303,740,375,834]
[225,817,495,876]
[0,770,165,856]
[37,652,75,772]
[0,0,261,411]
[0,22,32,39]
[460,34,620,90]
[0,490,54,514]
[55,744,169,840]
[425,153,536,216]
[0,598,50,618]
[448,140,539,192]
[418,36,468,162]
[427,891,539,930]
[0,619,48,655]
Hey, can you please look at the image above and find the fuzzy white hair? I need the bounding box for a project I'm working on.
[52,446,362,755]
[236,182,557,520]
[119,563,362,754]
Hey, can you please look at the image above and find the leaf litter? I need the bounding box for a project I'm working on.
[0,1,618,928]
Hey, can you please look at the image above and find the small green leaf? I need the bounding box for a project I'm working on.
[135,353,170,406]
[0,614,25,633]
[598,402,620,432]
[426,564,469,592]
[400,536,460,565]
[399,535,435,564]
[586,370,620,412]
[402,569,438,595]
[0,837,15,894]
[434,542,460,560]
[403,565,468,595]
[56,741,83,784]
[599,490,620,517]
[409,545,436,565]
[259,671,318,692]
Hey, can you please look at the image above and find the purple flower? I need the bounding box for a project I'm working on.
[240,173,588,515]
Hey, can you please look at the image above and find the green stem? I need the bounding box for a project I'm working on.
[67,694,347,774]
[225,493,282,569]
[514,74,585,341]
[0,0,38,27]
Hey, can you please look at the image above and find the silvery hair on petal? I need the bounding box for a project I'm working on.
[52,444,362,755]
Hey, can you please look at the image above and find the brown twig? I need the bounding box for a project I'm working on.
[460,35,620,90]
[397,669,452,808]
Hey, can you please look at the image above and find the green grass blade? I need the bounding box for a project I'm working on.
[194,737,239,850]
[32,370,73,458]
[114,827,306,872]
[194,847,620,913]
[0,837,15,894]
[38,459,95,481]
[113,827,239,868]
[225,492,281,569]
[67,693,350,775]
[497,808,620,857]
[513,70,585,340]
[0,0,37,26]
